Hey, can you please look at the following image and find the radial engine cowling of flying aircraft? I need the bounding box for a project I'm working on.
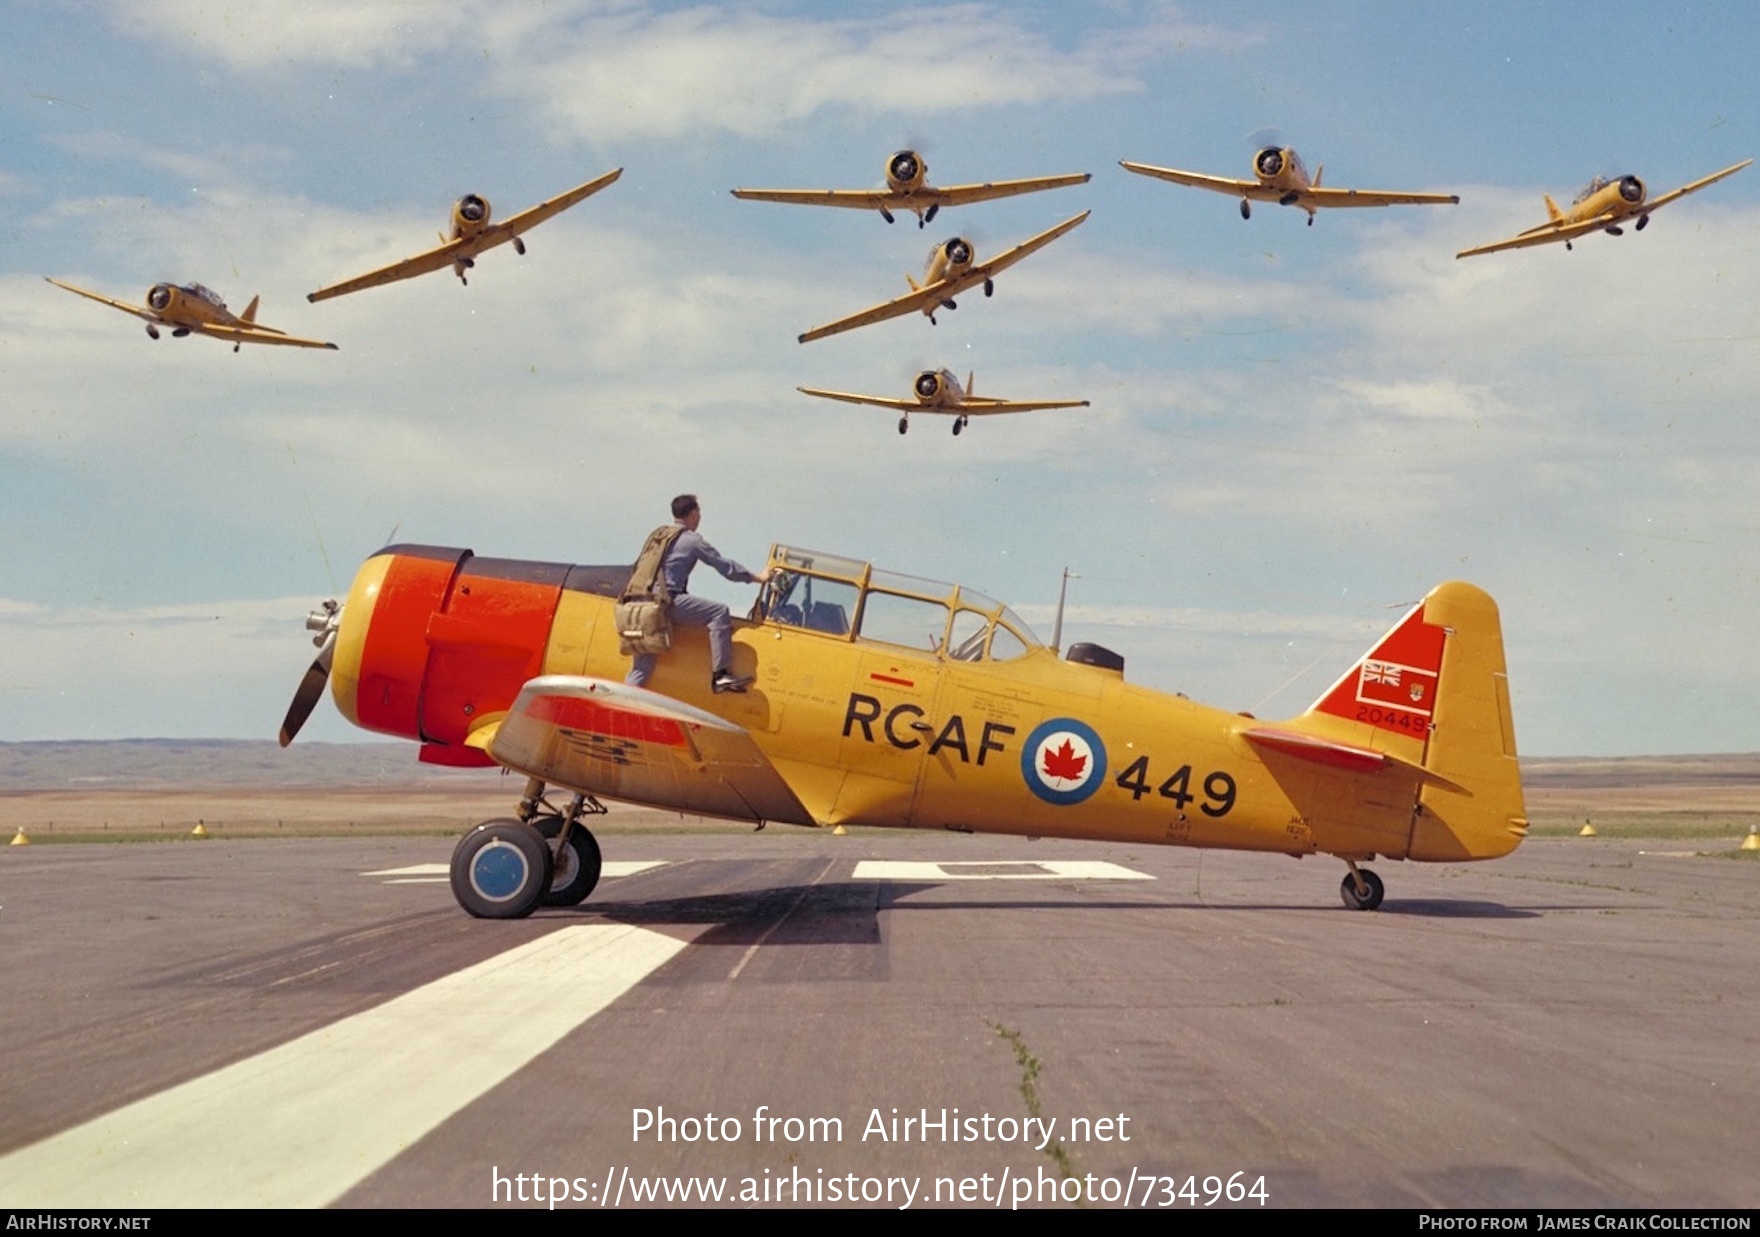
[927,237,974,280]
[887,150,925,192]
[147,284,176,312]
[913,370,945,403]
[1255,147,1285,178]
[1619,175,1645,204]
[452,194,492,236]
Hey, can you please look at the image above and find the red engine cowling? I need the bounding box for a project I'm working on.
[333,546,577,765]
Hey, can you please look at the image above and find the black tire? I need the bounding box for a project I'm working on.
[1339,868,1385,911]
[537,817,603,907]
[451,819,552,919]
[1240,199,1251,220]
[898,417,908,435]
[952,418,964,436]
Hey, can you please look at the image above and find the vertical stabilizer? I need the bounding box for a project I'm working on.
[1408,582,1526,860]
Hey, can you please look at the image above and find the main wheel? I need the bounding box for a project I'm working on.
[952,417,964,436]
[1339,867,1385,911]
[898,416,909,435]
[1240,199,1252,220]
[451,819,552,919]
[537,817,603,907]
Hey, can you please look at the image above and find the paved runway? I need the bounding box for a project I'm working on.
[0,828,1753,1208]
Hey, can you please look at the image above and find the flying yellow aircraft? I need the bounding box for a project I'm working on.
[798,369,1089,436]
[798,211,1088,344]
[733,149,1089,228]
[1120,147,1459,224]
[280,540,1526,919]
[306,168,623,301]
[1455,159,1751,258]
[45,278,337,352]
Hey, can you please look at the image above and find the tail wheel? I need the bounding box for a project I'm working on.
[451,820,552,919]
[1339,867,1385,911]
[537,816,603,907]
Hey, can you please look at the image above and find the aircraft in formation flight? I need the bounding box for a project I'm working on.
[1455,159,1752,258]
[306,168,623,301]
[45,278,337,352]
[733,149,1089,228]
[1120,146,1459,224]
[798,369,1089,436]
[280,541,1527,920]
[798,211,1088,343]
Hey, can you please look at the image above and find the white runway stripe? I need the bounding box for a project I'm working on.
[0,925,686,1207]
[852,860,1153,881]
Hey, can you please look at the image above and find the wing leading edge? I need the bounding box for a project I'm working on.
[733,172,1089,212]
[1119,161,1457,208]
[481,676,814,826]
[796,386,1087,416]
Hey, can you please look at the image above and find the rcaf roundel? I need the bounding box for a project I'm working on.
[1020,717,1108,806]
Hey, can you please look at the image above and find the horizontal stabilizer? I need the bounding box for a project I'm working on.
[1243,726,1466,793]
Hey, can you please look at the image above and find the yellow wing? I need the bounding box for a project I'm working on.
[308,240,475,302]
[480,676,813,825]
[797,387,1087,416]
[956,397,1089,416]
[44,277,160,323]
[795,386,918,412]
[734,173,1088,211]
[190,322,339,350]
[307,168,622,302]
[1641,158,1752,212]
[1120,161,1264,197]
[1120,161,1456,208]
[483,167,624,245]
[1455,216,1617,259]
[797,211,1089,344]
[1296,185,1459,208]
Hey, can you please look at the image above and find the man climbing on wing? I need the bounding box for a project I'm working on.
[624,494,773,693]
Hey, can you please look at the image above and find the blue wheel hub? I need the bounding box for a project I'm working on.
[469,840,530,902]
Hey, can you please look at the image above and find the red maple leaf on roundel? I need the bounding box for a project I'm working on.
[1041,738,1087,782]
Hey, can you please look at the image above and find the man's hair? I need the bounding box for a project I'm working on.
[671,494,699,520]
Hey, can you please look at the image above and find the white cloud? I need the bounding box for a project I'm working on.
[106,0,497,70]
[106,2,1255,139]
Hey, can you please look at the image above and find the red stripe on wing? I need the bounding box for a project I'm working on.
[527,695,689,746]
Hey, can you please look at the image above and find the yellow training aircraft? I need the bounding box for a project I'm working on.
[733,149,1089,228]
[281,540,1527,919]
[798,212,1088,344]
[798,369,1089,436]
[306,168,622,301]
[1456,159,1751,258]
[45,278,337,352]
[1120,147,1458,224]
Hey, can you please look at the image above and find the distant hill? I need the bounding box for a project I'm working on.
[2,740,1757,794]
[0,740,488,791]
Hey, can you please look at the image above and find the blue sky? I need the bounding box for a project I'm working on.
[2,1,1756,755]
